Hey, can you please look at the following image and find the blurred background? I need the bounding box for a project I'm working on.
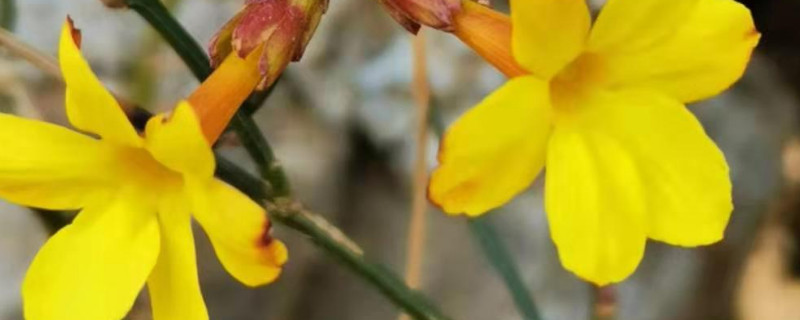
[1,0,800,319]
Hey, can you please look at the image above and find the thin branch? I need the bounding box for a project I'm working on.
[0,28,61,79]
[231,111,292,198]
[593,285,616,320]
[400,30,431,320]
[269,200,450,320]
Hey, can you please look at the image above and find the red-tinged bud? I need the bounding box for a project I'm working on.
[209,0,328,89]
[377,0,461,34]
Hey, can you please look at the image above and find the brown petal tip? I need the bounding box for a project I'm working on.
[65,16,82,48]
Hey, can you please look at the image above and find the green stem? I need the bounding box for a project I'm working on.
[271,202,451,320]
[241,82,276,116]
[125,1,451,319]
[215,155,266,200]
[468,216,541,320]
[0,0,16,31]
[230,112,292,198]
[127,0,210,80]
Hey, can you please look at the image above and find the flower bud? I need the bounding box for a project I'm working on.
[378,0,461,33]
[209,0,328,89]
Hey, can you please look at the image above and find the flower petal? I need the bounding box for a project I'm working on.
[588,0,701,52]
[545,89,733,284]
[147,196,209,320]
[59,19,141,146]
[0,113,116,210]
[429,76,552,216]
[510,0,590,79]
[545,117,647,285]
[588,0,760,103]
[576,90,733,246]
[145,101,215,178]
[188,178,286,287]
[23,193,160,320]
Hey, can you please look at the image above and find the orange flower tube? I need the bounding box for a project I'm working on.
[452,0,527,78]
[187,47,263,144]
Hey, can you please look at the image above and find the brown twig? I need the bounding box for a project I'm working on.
[593,285,616,320]
[400,29,431,320]
[0,28,61,79]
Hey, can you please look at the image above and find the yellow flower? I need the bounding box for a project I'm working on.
[430,0,760,285]
[7,19,286,320]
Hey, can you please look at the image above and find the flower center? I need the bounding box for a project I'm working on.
[113,145,183,194]
[550,52,607,112]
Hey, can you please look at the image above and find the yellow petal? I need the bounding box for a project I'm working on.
[588,0,701,52]
[576,90,732,246]
[145,101,215,178]
[545,89,733,284]
[23,193,160,320]
[545,116,647,285]
[0,113,116,210]
[588,0,760,103]
[510,0,590,79]
[59,19,141,146]
[429,76,552,216]
[188,178,286,286]
[147,196,209,320]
